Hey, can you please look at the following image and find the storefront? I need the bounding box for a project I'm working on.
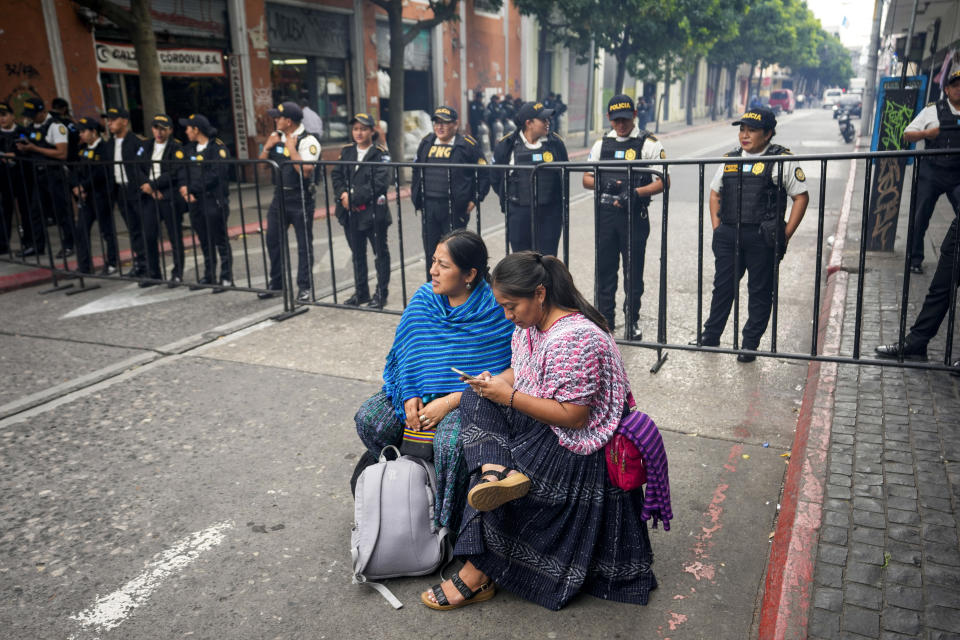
[266,3,353,143]
[376,19,433,119]
[90,0,234,148]
[97,41,231,144]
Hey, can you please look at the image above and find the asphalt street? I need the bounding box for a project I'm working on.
[1,108,863,639]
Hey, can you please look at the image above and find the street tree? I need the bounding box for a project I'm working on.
[369,0,497,161]
[72,0,165,127]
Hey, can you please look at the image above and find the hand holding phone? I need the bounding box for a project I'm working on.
[451,367,478,381]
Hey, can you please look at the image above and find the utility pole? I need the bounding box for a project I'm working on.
[860,0,884,137]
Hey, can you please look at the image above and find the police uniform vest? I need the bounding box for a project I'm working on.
[507,133,562,206]
[719,144,788,225]
[27,122,56,151]
[185,138,230,200]
[0,125,22,155]
[597,132,654,211]
[423,135,456,199]
[925,99,960,171]
[268,130,314,195]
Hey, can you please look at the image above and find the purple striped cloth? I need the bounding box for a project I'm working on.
[619,411,673,530]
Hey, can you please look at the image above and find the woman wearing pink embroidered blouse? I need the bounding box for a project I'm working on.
[421,251,656,611]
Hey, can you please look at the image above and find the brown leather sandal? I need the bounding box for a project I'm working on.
[467,469,531,511]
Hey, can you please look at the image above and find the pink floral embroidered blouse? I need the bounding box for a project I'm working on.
[511,313,629,454]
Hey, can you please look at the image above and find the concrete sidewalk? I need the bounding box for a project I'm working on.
[763,143,960,639]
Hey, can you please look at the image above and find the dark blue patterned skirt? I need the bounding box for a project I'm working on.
[454,387,657,610]
[355,390,469,532]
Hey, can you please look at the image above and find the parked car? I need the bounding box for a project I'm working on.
[769,89,795,114]
[822,88,843,109]
[833,94,862,119]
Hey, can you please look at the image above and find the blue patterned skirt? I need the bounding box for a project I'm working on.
[354,390,469,533]
[454,387,657,610]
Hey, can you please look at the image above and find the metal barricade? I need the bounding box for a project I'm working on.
[532,148,959,374]
[0,156,298,314]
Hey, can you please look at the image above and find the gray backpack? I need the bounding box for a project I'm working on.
[351,446,452,608]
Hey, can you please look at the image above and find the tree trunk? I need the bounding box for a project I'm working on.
[662,63,671,122]
[727,65,737,117]
[537,26,549,99]
[685,62,698,126]
[387,1,406,162]
[755,65,765,98]
[614,52,627,94]
[131,0,164,130]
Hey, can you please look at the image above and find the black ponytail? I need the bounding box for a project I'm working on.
[492,251,610,333]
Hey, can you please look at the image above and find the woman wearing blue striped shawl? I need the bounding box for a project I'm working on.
[355,230,514,532]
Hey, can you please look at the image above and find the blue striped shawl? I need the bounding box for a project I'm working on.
[383,281,514,420]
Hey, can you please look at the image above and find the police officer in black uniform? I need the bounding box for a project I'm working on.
[697,107,809,362]
[0,102,26,255]
[902,68,960,274]
[51,97,81,162]
[411,105,489,280]
[583,94,667,337]
[492,101,569,255]
[258,101,322,302]
[178,114,233,292]
[140,114,188,286]
[332,113,392,308]
[15,98,74,258]
[71,117,119,275]
[105,106,150,277]
[468,91,485,138]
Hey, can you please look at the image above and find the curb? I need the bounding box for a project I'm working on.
[757,151,860,638]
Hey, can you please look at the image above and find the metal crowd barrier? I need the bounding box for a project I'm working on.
[0,157,301,315]
[2,151,957,374]
[533,148,959,373]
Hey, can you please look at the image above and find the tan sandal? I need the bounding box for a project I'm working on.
[421,572,496,610]
[467,469,531,511]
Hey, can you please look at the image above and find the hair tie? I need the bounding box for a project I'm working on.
[534,253,543,263]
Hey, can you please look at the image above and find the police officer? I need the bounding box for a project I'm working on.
[902,68,960,274]
[0,102,26,255]
[468,91,485,138]
[51,97,80,162]
[583,94,667,337]
[332,113,392,308]
[411,105,489,280]
[258,101,321,302]
[140,114,187,286]
[485,95,502,152]
[71,117,119,275]
[492,100,569,255]
[875,214,960,374]
[178,114,233,292]
[15,98,74,258]
[105,106,149,277]
[697,107,809,362]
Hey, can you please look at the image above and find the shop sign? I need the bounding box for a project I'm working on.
[266,4,349,58]
[95,41,225,77]
[228,55,249,159]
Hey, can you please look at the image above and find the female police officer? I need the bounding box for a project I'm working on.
[492,101,568,255]
[697,107,809,362]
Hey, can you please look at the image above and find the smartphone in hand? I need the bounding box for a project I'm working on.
[451,367,478,381]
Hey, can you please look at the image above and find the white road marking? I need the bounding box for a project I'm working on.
[62,283,206,319]
[69,521,234,634]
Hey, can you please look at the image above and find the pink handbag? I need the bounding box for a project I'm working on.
[604,394,647,491]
